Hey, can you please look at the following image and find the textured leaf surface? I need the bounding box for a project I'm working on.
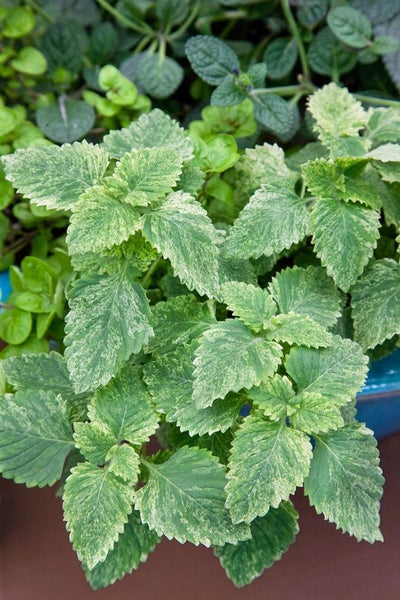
[304,423,384,542]
[327,6,372,48]
[1,141,108,210]
[247,375,294,421]
[193,320,282,409]
[143,191,220,297]
[36,99,95,144]
[135,446,250,545]
[64,269,153,393]
[253,94,297,141]
[311,198,380,291]
[221,281,277,330]
[136,53,183,99]
[84,510,160,590]
[103,109,193,160]
[351,258,400,350]
[265,312,332,348]
[0,390,74,487]
[185,35,239,85]
[226,414,312,523]
[225,181,310,259]
[268,266,341,328]
[143,345,242,437]
[214,502,299,587]
[289,391,344,434]
[63,462,134,569]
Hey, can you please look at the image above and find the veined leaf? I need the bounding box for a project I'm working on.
[327,6,372,49]
[0,389,74,487]
[143,345,243,437]
[265,312,333,348]
[225,181,310,259]
[73,422,117,465]
[1,141,109,211]
[247,374,295,421]
[268,265,342,329]
[220,281,277,331]
[225,414,312,523]
[135,446,250,546]
[136,53,183,99]
[311,198,380,291]
[64,269,153,393]
[285,336,369,407]
[193,319,282,409]
[214,501,299,587]
[289,391,344,434]
[142,191,220,297]
[185,35,239,85]
[366,107,400,146]
[253,94,298,141]
[103,109,194,161]
[63,462,134,569]
[107,444,141,483]
[84,510,160,590]
[304,423,384,543]
[351,258,400,350]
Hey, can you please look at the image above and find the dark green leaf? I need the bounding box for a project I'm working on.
[37,99,95,144]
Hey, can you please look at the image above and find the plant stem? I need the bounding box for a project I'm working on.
[25,0,54,23]
[141,257,162,289]
[251,83,315,98]
[353,94,400,108]
[280,0,310,82]
[95,0,153,35]
[168,1,201,41]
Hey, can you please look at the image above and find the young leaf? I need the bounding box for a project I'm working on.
[268,265,342,329]
[135,446,250,546]
[211,80,247,107]
[311,198,380,291]
[107,444,141,483]
[63,462,134,569]
[193,320,282,409]
[84,510,160,590]
[351,258,400,350]
[304,423,384,543]
[64,269,153,393]
[220,281,277,331]
[214,501,299,587]
[289,391,344,434]
[225,414,312,523]
[185,35,239,85]
[247,374,295,422]
[1,141,109,211]
[327,6,372,48]
[136,53,183,99]
[265,312,333,348]
[103,109,194,161]
[36,99,95,144]
[225,181,310,259]
[73,422,117,465]
[0,390,74,487]
[142,191,220,297]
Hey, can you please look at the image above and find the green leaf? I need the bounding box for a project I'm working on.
[63,462,134,569]
[214,501,299,587]
[366,107,400,146]
[0,389,74,487]
[2,6,35,38]
[0,308,32,345]
[327,6,372,49]
[285,336,369,407]
[304,423,384,543]
[311,198,380,291]
[136,53,183,99]
[64,269,153,393]
[247,374,294,421]
[142,191,220,297]
[135,446,250,545]
[297,0,328,27]
[84,510,160,590]
[253,94,297,141]
[289,391,344,434]
[220,281,277,330]
[263,38,298,80]
[193,320,282,409]
[103,109,194,161]
[143,345,242,437]
[185,35,239,85]
[225,180,310,259]
[73,422,116,465]
[367,143,400,162]
[39,20,85,73]
[268,265,342,329]
[307,27,358,77]
[1,141,109,211]
[210,80,248,107]
[11,46,47,76]
[265,312,333,348]
[37,99,95,144]
[107,444,141,482]
[370,36,400,56]
[226,415,312,523]
[351,258,400,350]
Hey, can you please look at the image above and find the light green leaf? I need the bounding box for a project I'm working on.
[247,374,294,421]
[63,462,134,569]
[73,422,116,465]
[142,191,220,297]
[136,53,183,99]
[214,501,299,587]
[103,109,194,161]
[268,265,342,329]
[193,319,282,409]
[285,336,369,407]
[64,269,153,393]
[351,258,400,350]
[0,307,32,345]
[67,186,142,255]
[225,181,310,259]
[226,414,312,523]
[0,390,74,487]
[1,141,109,211]
[135,446,250,545]
[311,198,380,291]
[220,281,277,330]
[36,99,95,144]
[265,312,333,348]
[289,391,344,434]
[185,35,239,85]
[304,423,384,542]
[143,345,242,437]
[107,444,141,483]
[84,510,160,590]
[327,6,372,48]
[366,107,400,146]
[367,143,400,162]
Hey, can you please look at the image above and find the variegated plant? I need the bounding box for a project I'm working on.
[1,83,399,588]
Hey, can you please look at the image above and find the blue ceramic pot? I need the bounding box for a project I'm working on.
[0,270,12,311]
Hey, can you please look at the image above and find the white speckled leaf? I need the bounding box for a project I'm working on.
[226,414,312,523]
[247,374,295,421]
[220,281,277,330]
[265,312,333,348]
[289,391,344,434]
[135,446,250,546]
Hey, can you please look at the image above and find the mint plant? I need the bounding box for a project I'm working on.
[1,83,399,589]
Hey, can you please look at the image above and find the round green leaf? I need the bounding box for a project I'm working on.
[36,99,95,143]
[11,47,48,76]
[308,27,358,76]
[0,308,32,345]
[136,53,183,99]
[3,6,35,38]
[263,38,298,80]
[327,6,372,49]
[0,106,18,137]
